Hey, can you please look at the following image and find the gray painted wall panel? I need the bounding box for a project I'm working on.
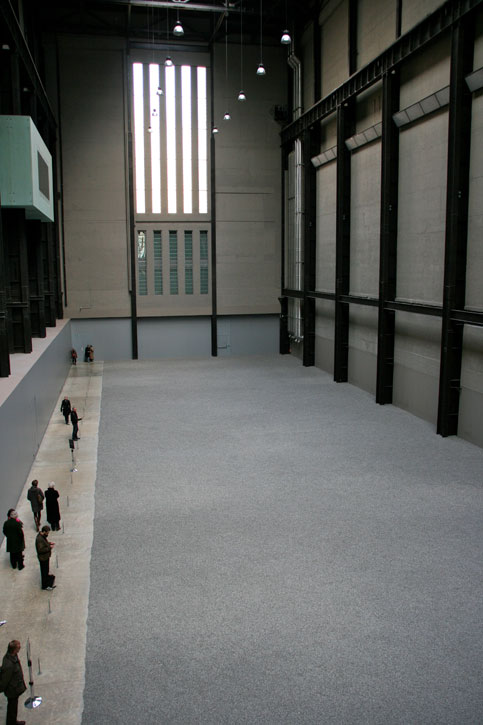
[397,112,448,305]
[350,143,381,297]
[138,318,212,359]
[71,318,132,362]
[0,324,71,527]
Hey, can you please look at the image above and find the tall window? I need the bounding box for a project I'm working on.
[132,62,208,216]
[184,231,193,294]
[137,231,147,295]
[200,230,209,294]
[169,231,178,294]
[154,231,163,294]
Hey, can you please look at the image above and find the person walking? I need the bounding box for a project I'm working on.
[88,344,94,362]
[45,483,61,531]
[0,639,27,725]
[71,348,77,365]
[84,344,91,362]
[26,480,44,531]
[35,525,55,591]
[71,407,82,441]
[2,510,25,570]
[60,396,71,424]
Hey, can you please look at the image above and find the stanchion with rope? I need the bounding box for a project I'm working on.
[24,638,42,710]
[69,438,77,473]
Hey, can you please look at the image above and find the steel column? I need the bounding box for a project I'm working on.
[334,101,354,382]
[126,48,138,359]
[303,127,319,367]
[437,19,474,436]
[4,209,32,353]
[376,69,400,404]
[27,220,46,338]
[210,44,218,357]
[0,198,10,376]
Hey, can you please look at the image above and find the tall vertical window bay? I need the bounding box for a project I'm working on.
[132,62,208,216]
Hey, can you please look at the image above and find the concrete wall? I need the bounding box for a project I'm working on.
[57,36,131,320]
[0,323,71,523]
[213,43,283,316]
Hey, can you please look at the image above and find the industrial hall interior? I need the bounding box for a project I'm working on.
[0,0,482,723]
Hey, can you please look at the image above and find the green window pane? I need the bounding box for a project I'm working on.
[169,231,178,295]
[154,230,162,295]
[137,230,147,296]
[185,230,193,295]
[200,230,208,294]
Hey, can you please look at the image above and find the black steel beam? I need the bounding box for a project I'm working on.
[4,209,32,354]
[376,69,400,404]
[0,0,56,130]
[333,100,354,382]
[210,44,218,357]
[451,309,483,326]
[340,294,378,307]
[303,127,319,367]
[0,197,10,376]
[125,49,138,360]
[281,0,483,145]
[348,0,358,76]
[437,18,474,437]
[386,300,442,316]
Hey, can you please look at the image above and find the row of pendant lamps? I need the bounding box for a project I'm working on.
[148,5,292,135]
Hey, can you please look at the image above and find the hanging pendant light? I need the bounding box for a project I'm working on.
[164,8,173,66]
[223,15,231,121]
[257,0,266,76]
[212,126,219,134]
[281,1,291,45]
[281,29,291,45]
[164,55,173,67]
[173,10,184,37]
[238,0,246,101]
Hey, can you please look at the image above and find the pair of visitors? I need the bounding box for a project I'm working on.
[84,344,94,362]
[26,481,61,532]
[60,397,82,440]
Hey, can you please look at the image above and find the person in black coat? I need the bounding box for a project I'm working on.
[0,639,27,725]
[60,396,71,424]
[2,510,25,570]
[71,407,82,441]
[45,482,61,531]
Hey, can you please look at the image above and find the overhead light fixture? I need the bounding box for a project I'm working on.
[147,125,152,133]
[238,0,246,102]
[173,14,184,36]
[152,109,158,117]
[157,86,163,96]
[281,0,291,45]
[212,126,219,134]
[1,43,10,51]
[223,15,231,122]
[257,0,266,76]
[165,55,173,67]
[281,30,291,45]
